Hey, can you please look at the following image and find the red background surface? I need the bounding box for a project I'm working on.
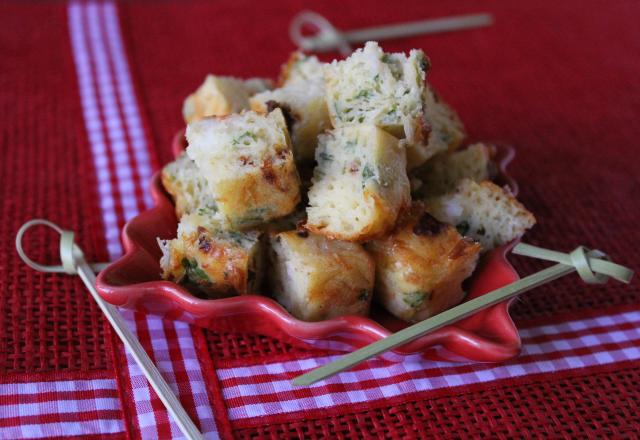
[1,0,639,437]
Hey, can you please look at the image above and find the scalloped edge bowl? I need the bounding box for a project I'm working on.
[96,133,522,362]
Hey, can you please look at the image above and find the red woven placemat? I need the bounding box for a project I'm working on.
[0,3,115,375]
[1,0,639,438]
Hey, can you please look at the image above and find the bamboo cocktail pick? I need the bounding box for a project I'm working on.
[292,243,633,386]
[290,11,493,55]
[16,220,204,440]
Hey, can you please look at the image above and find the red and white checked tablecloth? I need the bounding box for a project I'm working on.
[1,0,639,438]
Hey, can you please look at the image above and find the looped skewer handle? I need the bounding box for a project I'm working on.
[15,219,204,440]
[513,243,632,284]
[290,11,352,55]
[293,242,633,386]
[16,219,110,274]
[289,10,493,55]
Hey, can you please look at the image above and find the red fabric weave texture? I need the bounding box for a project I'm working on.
[0,3,114,375]
[1,0,639,438]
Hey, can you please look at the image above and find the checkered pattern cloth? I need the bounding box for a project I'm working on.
[1,0,639,438]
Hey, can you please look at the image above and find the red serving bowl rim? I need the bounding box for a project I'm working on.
[95,131,523,362]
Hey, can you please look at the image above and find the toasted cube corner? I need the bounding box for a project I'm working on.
[158,213,264,297]
[367,203,481,323]
[182,75,273,124]
[306,125,411,242]
[278,51,325,86]
[425,179,536,250]
[268,230,375,321]
[186,109,301,229]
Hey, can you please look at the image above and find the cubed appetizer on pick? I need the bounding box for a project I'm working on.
[268,230,375,321]
[306,125,411,242]
[186,108,301,229]
[425,179,536,250]
[183,74,272,124]
[412,143,496,198]
[159,213,264,298]
[161,153,219,219]
[367,203,481,323]
[251,53,330,164]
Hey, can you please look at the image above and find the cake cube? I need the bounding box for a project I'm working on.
[161,153,219,219]
[186,109,301,229]
[250,53,330,164]
[324,42,426,138]
[306,125,410,241]
[278,51,325,85]
[324,42,429,163]
[425,179,536,250]
[159,213,264,298]
[367,203,481,323]
[409,84,466,166]
[268,230,375,321]
[182,74,272,124]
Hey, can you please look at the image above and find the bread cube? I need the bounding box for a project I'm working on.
[278,51,324,85]
[161,153,220,219]
[306,125,411,241]
[251,53,330,164]
[325,41,427,151]
[408,85,466,166]
[158,213,264,298]
[268,230,375,321]
[425,179,536,250]
[250,87,329,164]
[182,75,273,124]
[325,42,426,136]
[186,109,301,229]
[367,203,481,323]
[412,143,495,199]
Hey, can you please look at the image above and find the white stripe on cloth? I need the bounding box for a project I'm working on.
[0,379,125,439]
[1,421,125,440]
[217,309,640,420]
[101,1,154,210]
[67,1,219,439]
[0,379,119,396]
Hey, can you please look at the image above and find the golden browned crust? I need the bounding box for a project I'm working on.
[162,226,263,298]
[160,166,187,218]
[367,202,481,322]
[215,153,301,229]
[277,51,305,86]
[268,231,375,321]
[304,188,410,243]
[300,237,374,321]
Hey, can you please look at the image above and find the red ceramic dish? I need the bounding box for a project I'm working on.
[96,133,522,362]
